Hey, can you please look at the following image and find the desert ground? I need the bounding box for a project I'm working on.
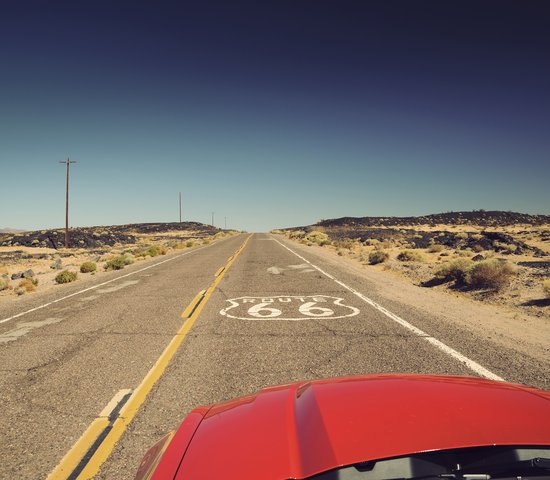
[274,211,550,319]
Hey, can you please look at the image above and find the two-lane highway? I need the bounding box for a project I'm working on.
[0,233,547,479]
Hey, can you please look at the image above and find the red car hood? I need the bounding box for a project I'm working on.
[169,374,550,480]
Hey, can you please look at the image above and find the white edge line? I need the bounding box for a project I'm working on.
[272,236,505,382]
[0,238,230,326]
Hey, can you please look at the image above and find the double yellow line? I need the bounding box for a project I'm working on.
[49,235,251,479]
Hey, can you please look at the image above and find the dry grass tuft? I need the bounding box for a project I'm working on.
[368,250,389,265]
[80,261,97,273]
[304,231,329,246]
[18,277,38,292]
[104,255,134,271]
[397,250,425,262]
[434,259,474,283]
[55,270,78,284]
[466,259,514,291]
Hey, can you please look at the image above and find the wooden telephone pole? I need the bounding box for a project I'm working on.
[59,157,76,248]
[179,192,182,223]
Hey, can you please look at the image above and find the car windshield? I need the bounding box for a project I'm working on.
[307,446,550,480]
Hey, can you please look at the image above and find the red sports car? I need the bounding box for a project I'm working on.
[135,374,550,480]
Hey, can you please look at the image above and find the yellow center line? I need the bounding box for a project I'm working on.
[48,234,252,480]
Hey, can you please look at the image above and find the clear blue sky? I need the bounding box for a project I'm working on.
[1,1,549,232]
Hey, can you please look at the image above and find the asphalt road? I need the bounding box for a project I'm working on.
[0,233,547,479]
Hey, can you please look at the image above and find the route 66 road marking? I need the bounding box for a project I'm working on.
[219,295,360,321]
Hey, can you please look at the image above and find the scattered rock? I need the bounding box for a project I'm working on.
[472,254,485,262]
[11,272,23,280]
[23,269,35,278]
[51,259,63,270]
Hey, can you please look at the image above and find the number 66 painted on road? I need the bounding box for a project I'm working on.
[248,301,334,318]
[220,295,359,321]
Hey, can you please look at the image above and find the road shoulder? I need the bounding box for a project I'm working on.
[275,235,550,369]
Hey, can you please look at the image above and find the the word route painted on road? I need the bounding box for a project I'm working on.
[220,295,360,321]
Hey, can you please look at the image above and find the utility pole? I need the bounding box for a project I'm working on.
[211,212,215,227]
[224,217,227,229]
[59,157,76,248]
[179,192,182,223]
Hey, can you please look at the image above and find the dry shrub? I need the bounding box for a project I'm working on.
[186,240,195,247]
[145,245,166,257]
[541,278,550,299]
[80,261,97,273]
[55,270,78,284]
[104,255,134,271]
[364,239,380,247]
[0,278,9,291]
[288,230,306,240]
[19,277,38,292]
[369,250,389,265]
[428,244,443,253]
[466,259,514,291]
[397,250,424,262]
[305,231,329,246]
[435,259,474,283]
[333,238,354,249]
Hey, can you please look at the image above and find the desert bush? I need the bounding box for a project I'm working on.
[104,255,134,271]
[145,245,167,257]
[0,278,9,291]
[369,250,389,265]
[397,250,424,262]
[202,238,211,245]
[428,244,443,253]
[434,259,474,283]
[364,239,380,247]
[333,238,354,249]
[288,230,306,240]
[18,277,38,292]
[465,259,514,291]
[185,240,195,248]
[80,261,97,273]
[543,279,550,299]
[55,270,78,284]
[15,287,25,296]
[471,244,484,253]
[305,231,329,246]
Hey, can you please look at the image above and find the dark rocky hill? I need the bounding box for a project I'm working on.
[0,222,219,249]
[316,211,550,228]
